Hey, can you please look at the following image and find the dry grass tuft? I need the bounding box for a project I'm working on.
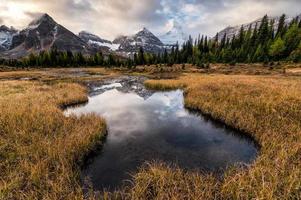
[104,162,219,200]
[0,80,106,200]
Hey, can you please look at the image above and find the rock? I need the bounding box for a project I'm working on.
[1,13,93,59]
[113,28,165,55]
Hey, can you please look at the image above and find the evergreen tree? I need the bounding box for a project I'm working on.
[289,40,301,62]
[276,14,286,37]
[138,47,145,65]
[258,15,269,46]
[238,26,245,48]
[283,23,301,57]
[220,33,227,50]
[269,37,285,60]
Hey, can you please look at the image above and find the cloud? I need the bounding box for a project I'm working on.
[68,0,93,11]
[0,0,301,40]
[24,11,44,19]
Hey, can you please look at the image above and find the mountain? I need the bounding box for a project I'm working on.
[1,14,92,59]
[0,25,18,52]
[217,14,301,41]
[159,21,188,46]
[78,31,119,52]
[113,28,165,55]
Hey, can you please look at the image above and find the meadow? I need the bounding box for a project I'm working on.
[0,64,301,199]
[142,74,301,199]
[0,80,107,199]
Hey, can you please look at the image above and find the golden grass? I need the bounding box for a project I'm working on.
[105,162,219,200]
[0,80,107,200]
[141,74,301,199]
[1,68,301,199]
[0,68,119,84]
[128,63,299,76]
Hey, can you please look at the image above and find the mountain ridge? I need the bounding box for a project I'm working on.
[216,13,301,41]
[0,25,18,52]
[0,13,92,59]
[0,13,300,59]
[159,21,188,46]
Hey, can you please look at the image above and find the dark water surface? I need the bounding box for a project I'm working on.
[65,76,257,191]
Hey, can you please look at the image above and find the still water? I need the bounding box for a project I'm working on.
[65,76,257,191]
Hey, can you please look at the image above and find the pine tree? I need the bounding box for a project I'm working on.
[175,43,179,63]
[238,26,245,48]
[163,49,168,64]
[276,14,286,37]
[204,36,209,53]
[198,35,204,51]
[269,37,285,60]
[283,23,301,57]
[289,40,301,62]
[258,15,269,46]
[220,33,227,49]
[138,47,145,65]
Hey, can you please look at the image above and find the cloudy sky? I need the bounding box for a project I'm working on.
[0,0,300,40]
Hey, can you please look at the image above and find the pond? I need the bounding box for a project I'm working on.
[65,76,258,191]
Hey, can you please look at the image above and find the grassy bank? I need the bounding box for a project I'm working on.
[0,80,107,200]
[1,67,301,199]
[133,74,301,199]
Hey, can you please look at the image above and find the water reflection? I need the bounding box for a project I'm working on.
[65,77,257,191]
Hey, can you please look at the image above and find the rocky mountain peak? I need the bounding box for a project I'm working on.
[27,13,56,30]
[79,31,111,44]
[114,28,164,55]
[0,25,10,32]
[135,28,163,45]
[0,25,18,52]
[159,20,188,46]
[1,13,92,59]
[139,27,152,34]
[0,25,17,33]
[78,31,119,51]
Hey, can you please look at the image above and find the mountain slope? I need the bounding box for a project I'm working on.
[1,14,92,59]
[0,25,18,52]
[217,14,301,41]
[159,21,188,46]
[113,28,165,55]
[78,31,119,51]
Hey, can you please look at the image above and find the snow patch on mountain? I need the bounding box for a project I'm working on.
[0,25,18,51]
[159,21,188,46]
[78,31,119,51]
[88,40,119,51]
[113,27,165,55]
[1,13,92,59]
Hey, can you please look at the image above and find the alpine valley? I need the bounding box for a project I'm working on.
[0,13,300,59]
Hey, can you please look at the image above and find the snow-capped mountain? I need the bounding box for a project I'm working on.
[1,13,92,59]
[0,25,18,52]
[159,21,188,46]
[113,28,165,55]
[217,14,301,41]
[78,31,119,51]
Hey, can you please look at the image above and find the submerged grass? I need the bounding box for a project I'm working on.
[141,74,301,199]
[0,80,107,200]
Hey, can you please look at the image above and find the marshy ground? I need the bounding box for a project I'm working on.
[0,63,301,199]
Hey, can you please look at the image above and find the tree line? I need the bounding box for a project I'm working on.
[1,14,301,68]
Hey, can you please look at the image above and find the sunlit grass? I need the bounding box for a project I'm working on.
[0,80,107,200]
[1,69,301,199]
[141,74,301,199]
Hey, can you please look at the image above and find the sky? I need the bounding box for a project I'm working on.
[0,0,300,40]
